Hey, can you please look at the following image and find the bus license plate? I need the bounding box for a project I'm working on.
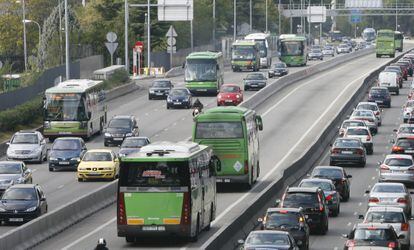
[58,131,72,135]
[142,226,165,231]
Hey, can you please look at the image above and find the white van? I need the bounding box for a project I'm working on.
[378,71,399,95]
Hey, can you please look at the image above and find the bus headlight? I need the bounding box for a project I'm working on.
[44,121,51,129]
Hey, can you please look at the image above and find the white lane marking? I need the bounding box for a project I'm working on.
[359,202,362,206]
[32,169,37,172]
[154,134,159,137]
[354,212,358,216]
[347,222,352,226]
[61,217,116,250]
[371,176,375,180]
[145,113,149,116]
[210,72,368,227]
[57,185,64,189]
[173,122,177,126]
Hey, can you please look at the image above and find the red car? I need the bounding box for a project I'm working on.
[217,84,243,106]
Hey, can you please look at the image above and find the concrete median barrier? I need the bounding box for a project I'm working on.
[203,50,412,250]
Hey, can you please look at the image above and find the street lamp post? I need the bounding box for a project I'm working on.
[213,0,216,48]
[64,0,70,80]
[233,0,236,41]
[16,0,27,71]
[265,0,268,33]
[249,0,252,32]
[395,0,398,31]
[23,20,41,47]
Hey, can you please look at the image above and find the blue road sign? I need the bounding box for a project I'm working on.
[350,9,361,23]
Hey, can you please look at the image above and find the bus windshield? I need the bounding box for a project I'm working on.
[120,162,190,187]
[185,59,217,82]
[280,41,304,56]
[195,122,243,139]
[44,93,88,121]
[255,40,267,57]
[378,32,394,39]
[232,46,255,60]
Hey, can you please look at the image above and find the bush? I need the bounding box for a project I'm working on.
[0,97,43,132]
[102,69,130,90]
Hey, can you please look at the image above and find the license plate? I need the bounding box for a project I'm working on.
[225,100,233,103]
[59,161,70,165]
[251,85,258,87]
[392,170,406,173]
[376,100,383,103]
[113,138,123,141]
[142,226,165,231]
[342,151,353,154]
[9,218,23,222]
[174,102,181,105]
[155,92,163,95]
[87,172,102,176]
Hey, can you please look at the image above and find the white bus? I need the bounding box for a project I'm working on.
[244,33,272,68]
[362,28,376,42]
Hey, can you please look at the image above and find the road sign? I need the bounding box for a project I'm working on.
[167,47,177,53]
[105,42,118,55]
[157,0,193,21]
[106,32,117,43]
[345,0,383,8]
[307,6,327,23]
[350,9,361,23]
[166,37,176,47]
[165,26,178,38]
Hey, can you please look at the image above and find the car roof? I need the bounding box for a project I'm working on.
[124,136,149,140]
[371,86,388,90]
[342,119,366,124]
[15,130,39,134]
[55,137,82,141]
[373,182,405,188]
[287,187,320,193]
[249,230,290,235]
[396,135,414,140]
[221,83,239,87]
[301,178,334,184]
[85,149,113,153]
[357,102,378,106]
[314,166,343,171]
[266,207,302,213]
[385,154,412,160]
[355,223,393,230]
[9,184,37,189]
[0,161,23,165]
[112,115,133,120]
[367,206,404,213]
[399,123,414,128]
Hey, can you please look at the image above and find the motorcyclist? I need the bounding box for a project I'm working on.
[94,238,109,250]
[192,98,204,117]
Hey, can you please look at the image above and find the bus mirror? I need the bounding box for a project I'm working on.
[256,116,263,131]
[182,62,185,69]
[87,112,92,119]
[210,155,221,174]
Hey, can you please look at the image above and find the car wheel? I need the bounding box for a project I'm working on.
[244,86,248,91]
[77,178,83,182]
[360,161,366,168]
[343,189,350,202]
[378,121,382,126]
[332,204,340,217]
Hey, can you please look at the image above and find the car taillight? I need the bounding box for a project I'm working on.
[217,94,222,99]
[369,197,379,203]
[345,240,355,247]
[317,194,324,212]
[397,197,408,204]
[244,160,249,174]
[325,194,333,201]
[356,149,364,155]
[331,148,341,154]
[401,223,409,231]
[117,192,126,225]
[392,146,403,152]
[380,164,390,171]
[375,111,380,116]
[366,135,371,141]
[408,166,414,172]
[388,242,397,248]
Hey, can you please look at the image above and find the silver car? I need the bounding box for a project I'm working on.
[343,127,373,155]
[394,123,414,138]
[366,182,413,216]
[338,119,368,137]
[402,100,414,123]
[0,161,32,195]
[6,131,47,163]
[350,110,379,135]
[379,154,414,185]
[361,207,411,248]
[355,102,382,126]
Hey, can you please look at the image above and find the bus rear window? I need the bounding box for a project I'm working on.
[120,162,190,187]
[195,122,243,139]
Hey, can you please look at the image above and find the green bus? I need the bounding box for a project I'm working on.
[278,34,307,66]
[117,141,217,242]
[192,106,263,188]
[376,29,395,58]
[43,79,107,140]
[231,40,260,72]
[395,31,404,52]
[185,51,224,95]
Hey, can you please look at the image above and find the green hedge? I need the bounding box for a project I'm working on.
[0,96,42,132]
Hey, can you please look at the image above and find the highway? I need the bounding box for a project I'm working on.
[29,49,409,250]
[0,56,328,236]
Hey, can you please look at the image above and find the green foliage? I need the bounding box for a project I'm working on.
[102,69,130,90]
[0,96,42,132]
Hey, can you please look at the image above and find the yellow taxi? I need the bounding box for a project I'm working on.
[77,149,119,182]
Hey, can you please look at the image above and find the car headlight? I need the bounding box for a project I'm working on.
[218,94,222,99]
[49,157,57,161]
[25,206,37,212]
[16,178,25,184]
[125,133,133,137]
[32,147,42,153]
[104,132,111,137]
[167,96,172,101]
[0,207,6,212]
[71,157,81,162]
[149,90,155,93]
[236,95,240,99]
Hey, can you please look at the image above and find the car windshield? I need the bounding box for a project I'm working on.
[312,168,343,179]
[300,181,333,191]
[108,119,131,129]
[11,134,38,144]
[220,86,239,93]
[406,102,414,107]
[121,138,148,148]
[311,49,321,53]
[372,185,404,193]
[82,152,112,161]
[352,110,373,117]
[0,163,22,174]
[365,212,405,223]
[246,233,290,245]
[353,228,394,241]
[274,63,286,68]
[246,74,265,80]
[342,121,365,129]
[266,212,300,229]
[283,192,319,208]
[370,89,388,95]
[398,126,414,134]
[2,188,36,200]
[347,128,369,136]
[396,139,414,148]
[334,139,361,147]
[152,81,170,88]
[357,104,378,111]
[52,140,80,150]
[170,89,189,97]
[384,158,413,166]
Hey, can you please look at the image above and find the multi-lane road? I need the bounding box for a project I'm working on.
[25,48,413,250]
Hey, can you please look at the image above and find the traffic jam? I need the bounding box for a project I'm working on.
[237,54,414,250]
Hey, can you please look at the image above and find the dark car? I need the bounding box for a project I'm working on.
[390,63,408,80]
[0,184,47,224]
[166,87,193,109]
[308,49,324,61]
[310,166,352,201]
[118,137,150,158]
[148,79,173,99]
[368,87,391,108]
[259,208,310,249]
[268,62,289,78]
[240,230,300,250]
[277,187,329,235]
[330,138,366,167]
[0,161,32,195]
[104,115,139,146]
[398,60,413,76]
[244,72,267,91]
[48,137,87,172]
[343,223,402,250]
[391,136,414,156]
